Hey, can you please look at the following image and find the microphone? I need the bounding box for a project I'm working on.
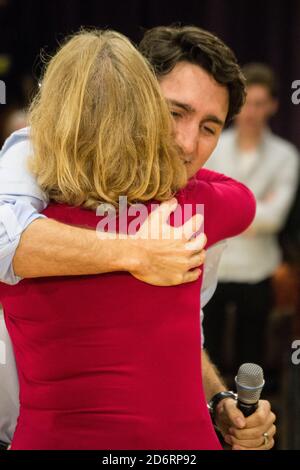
[235,363,265,417]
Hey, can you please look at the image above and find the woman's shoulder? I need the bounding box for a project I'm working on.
[176,168,232,203]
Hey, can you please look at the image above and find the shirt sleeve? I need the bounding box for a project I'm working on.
[0,128,48,285]
[0,127,47,201]
[0,200,46,284]
[0,309,19,444]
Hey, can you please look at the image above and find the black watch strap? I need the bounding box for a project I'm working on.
[0,440,9,450]
[208,391,237,425]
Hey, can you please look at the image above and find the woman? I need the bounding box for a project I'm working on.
[0,30,255,449]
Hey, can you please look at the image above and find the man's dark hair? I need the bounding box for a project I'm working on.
[139,25,246,124]
[242,63,278,98]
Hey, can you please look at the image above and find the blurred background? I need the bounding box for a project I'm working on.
[0,0,299,450]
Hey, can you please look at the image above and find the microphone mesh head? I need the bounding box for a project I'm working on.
[235,363,264,404]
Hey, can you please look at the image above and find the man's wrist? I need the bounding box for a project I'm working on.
[109,236,141,273]
[208,391,237,425]
[0,441,9,451]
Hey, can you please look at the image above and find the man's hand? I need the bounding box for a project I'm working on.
[215,398,276,450]
[129,198,206,286]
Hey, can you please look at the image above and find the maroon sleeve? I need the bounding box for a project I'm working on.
[190,169,256,247]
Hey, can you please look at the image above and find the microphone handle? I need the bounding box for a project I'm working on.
[237,400,258,417]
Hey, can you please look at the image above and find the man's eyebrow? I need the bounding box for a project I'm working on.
[167,99,196,113]
[202,114,225,127]
[168,100,225,127]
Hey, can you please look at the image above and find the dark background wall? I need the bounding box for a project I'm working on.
[1,0,300,148]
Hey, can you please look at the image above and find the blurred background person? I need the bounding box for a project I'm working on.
[1,107,28,142]
[203,63,299,385]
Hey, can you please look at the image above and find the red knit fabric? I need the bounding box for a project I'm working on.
[0,170,256,449]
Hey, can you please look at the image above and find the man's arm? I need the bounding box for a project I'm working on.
[202,350,276,450]
[12,205,206,285]
[202,349,228,401]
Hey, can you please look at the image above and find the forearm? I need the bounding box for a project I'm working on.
[13,218,139,278]
[248,202,283,235]
[202,349,227,401]
[8,198,204,285]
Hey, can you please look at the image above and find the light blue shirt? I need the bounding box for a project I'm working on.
[0,127,47,285]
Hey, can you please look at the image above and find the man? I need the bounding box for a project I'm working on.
[204,63,299,376]
[0,27,276,450]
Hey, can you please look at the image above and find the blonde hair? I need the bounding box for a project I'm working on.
[29,29,187,209]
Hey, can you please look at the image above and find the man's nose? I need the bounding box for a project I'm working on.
[176,130,198,156]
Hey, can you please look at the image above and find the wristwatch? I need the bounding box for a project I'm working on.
[208,391,237,425]
[0,440,9,450]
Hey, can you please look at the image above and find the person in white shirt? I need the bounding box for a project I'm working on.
[204,63,299,375]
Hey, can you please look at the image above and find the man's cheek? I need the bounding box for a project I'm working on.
[193,154,210,172]
[199,138,218,163]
